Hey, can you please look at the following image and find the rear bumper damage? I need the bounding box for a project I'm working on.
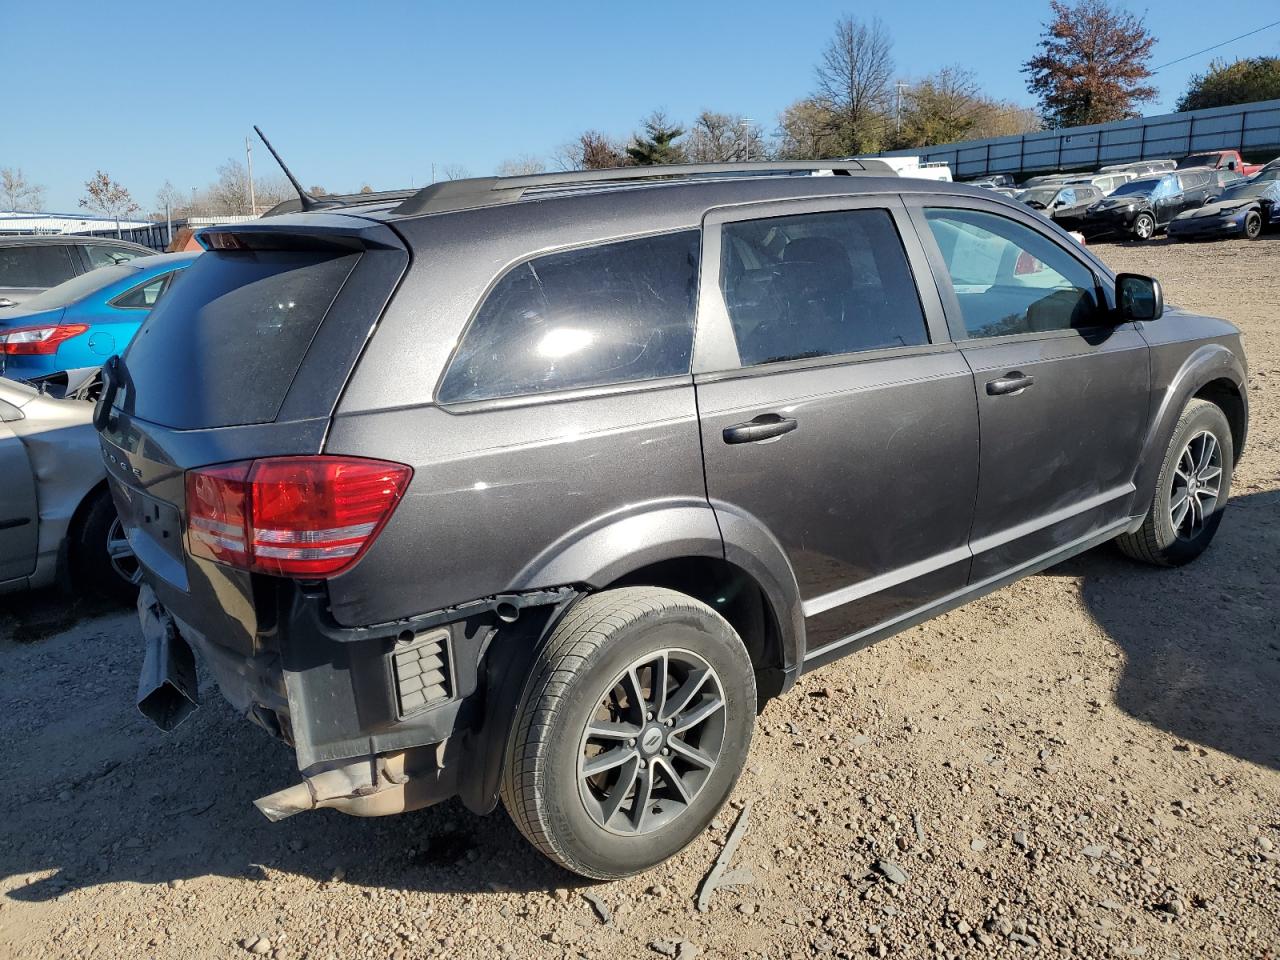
[134,580,575,821]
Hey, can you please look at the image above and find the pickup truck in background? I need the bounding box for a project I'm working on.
[1177,150,1262,176]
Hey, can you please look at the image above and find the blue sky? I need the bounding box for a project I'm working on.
[7,0,1278,211]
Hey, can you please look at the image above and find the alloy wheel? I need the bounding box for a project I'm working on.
[1169,430,1222,541]
[107,517,141,585]
[577,649,726,836]
[1134,215,1154,239]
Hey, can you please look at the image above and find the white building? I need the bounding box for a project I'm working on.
[0,209,155,235]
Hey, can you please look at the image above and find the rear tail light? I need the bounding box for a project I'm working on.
[185,456,412,578]
[0,323,89,355]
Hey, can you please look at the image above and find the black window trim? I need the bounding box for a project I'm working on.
[694,193,948,378]
[903,195,1120,346]
[433,225,703,409]
[108,270,176,310]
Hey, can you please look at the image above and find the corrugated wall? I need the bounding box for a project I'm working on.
[877,98,1280,179]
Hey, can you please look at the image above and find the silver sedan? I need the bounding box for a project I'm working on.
[0,376,137,599]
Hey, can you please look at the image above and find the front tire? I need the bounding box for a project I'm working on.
[1245,211,1263,240]
[500,587,756,879]
[1117,399,1233,566]
[1132,213,1155,240]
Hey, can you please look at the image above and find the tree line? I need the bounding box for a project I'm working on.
[4,1,1278,218]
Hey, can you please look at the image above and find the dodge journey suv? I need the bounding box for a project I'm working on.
[98,160,1248,879]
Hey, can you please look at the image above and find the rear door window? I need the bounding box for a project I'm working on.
[112,272,175,309]
[121,250,360,428]
[0,244,77,288]
[719,208,928,366]
[439,230,700,404]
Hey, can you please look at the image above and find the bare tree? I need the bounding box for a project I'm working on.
[359,184,374,194]
[1,168,45,212]
[496,155,547,177]
[441,164,470,181]
[205,160,293,214]
[79,171,140,236]
[154,179,185,217]
[309,184,329,197]
[555,131,628,170]
[685,112,765,162]
[813,15,895,154]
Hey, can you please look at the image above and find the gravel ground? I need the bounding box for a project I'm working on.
[1,236,1278,960]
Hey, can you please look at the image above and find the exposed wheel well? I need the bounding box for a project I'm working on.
[606,556,787,704]
[1194,378,1246,463]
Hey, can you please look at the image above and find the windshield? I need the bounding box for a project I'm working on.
[1179,154,1220,169]
[1253,168,1280,183]
[17,263,139,311]
[1220,181,1274,201]
[1018,188,1060,205]
[1111,178,1161,198]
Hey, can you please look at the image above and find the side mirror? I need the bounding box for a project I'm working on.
[1116,273,1163,322]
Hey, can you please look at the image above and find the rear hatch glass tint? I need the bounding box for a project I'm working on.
[119,250,359,428]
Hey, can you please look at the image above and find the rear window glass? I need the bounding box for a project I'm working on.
[0,244,77,289]
[439,230,700,404]
[121,250,359,428]
[17,262,138,310]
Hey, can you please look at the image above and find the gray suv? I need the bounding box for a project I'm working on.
[98,161,1249,879]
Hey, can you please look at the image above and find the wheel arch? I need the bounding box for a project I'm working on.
[510,498,805,699]
[57,478,112,586]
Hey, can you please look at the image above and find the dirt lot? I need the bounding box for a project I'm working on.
[2,237,1277,960]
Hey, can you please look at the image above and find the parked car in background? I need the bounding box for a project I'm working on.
[1177,150,1261,177]
[1208,168,1247,194]
[0,252,196,386]
[969,174,1016,189]
[1168,175,1280,241]
[1077,170,1216,240]
[1021,174,1074,188]
[1016,183,1103,226]
[1100,159,1176,177]
[0,376,137,599]
[101,161,1247,880]
[1065,172,1136,195]
[0,235,152,309]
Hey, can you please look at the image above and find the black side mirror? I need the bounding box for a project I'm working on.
[1116,274,1163,322]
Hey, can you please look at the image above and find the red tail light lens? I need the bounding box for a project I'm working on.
[0,323,90,355]
[185,457,412,578]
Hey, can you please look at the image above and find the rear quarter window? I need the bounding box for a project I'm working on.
[438,230,700,404]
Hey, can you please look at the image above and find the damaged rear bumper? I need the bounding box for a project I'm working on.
[134,581,572,820]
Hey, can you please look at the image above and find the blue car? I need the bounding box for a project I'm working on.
[1167,169,1280,241]
[0,252,197,384]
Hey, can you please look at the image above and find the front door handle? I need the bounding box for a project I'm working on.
[986,373,1035,396]
[723,413,798,444]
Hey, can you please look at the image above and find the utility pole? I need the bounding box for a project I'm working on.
[741,119,755,162]
[896,82,910,134]
[246,136,257,216]
[165,202,172,250]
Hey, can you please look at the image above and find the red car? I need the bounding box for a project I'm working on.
[1177,150,1262,177]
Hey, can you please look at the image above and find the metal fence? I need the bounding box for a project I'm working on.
[877,98,1280,180]
[75,215,260,251]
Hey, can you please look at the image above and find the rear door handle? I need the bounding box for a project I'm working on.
[723,413,798,444]
[986,373,1035,396]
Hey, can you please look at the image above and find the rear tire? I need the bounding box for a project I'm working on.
[1132,213,1155,240]
[500,587,756,879]
[1245,211,1263,240]
[1116,399,1233,567]
[72,490,140,603]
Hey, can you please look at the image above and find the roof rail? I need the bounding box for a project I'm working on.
[391,159,897,217]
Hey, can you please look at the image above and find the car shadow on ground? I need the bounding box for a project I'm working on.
[0,587,126,644]
[2,493,1277,904]
[1054,488,1280,772]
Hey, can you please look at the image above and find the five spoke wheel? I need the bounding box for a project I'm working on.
[1169,430,1222,541]
[578,650,726,836]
